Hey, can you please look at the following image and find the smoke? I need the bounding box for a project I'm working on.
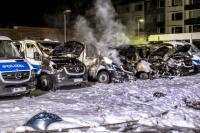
[75,0,130,66]
[95,0,130,46]
[75,17,97,45]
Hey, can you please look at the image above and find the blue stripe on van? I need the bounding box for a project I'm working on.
[31,64,41,74]
[0,61,30,72]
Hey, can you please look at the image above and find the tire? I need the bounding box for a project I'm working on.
[139,72,149,80]
[97,71,111,83]
[25,91,32,97]
[40,74,53,91]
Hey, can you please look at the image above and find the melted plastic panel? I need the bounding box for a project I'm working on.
[25,111,62,130]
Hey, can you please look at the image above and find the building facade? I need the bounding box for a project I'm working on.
[113,0,146,42]
[144,0,165,34]
[114,0,200,36]
[113,0,165,39]
[165,0,200,33]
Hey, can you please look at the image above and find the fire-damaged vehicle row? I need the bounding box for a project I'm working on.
[15,40,88,90]
[148,42,195,78]
[11,39,200,91]
[112,41,198,79]
[15,39,136,86]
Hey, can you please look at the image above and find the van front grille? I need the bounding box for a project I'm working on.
[1,71,30,81]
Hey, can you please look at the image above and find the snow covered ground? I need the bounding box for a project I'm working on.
[1,74,200,132]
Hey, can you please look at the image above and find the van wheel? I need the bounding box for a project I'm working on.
[139,72,149,80]
[25,91,32,97]
[97,71,110,83]
[40,74,53,91]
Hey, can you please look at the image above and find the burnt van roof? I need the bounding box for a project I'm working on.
[0,36,11,41]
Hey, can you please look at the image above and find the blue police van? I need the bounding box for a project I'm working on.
[0,36,36,96]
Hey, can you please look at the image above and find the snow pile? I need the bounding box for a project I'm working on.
[0,75,200,132]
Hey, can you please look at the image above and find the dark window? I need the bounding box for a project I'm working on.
[146,2,152,10]
[159,0,165,8]
[192,0,200,4]
[135,4,143,11]
[157,14,164,22]
[189,25,192,32]
[147,15,154,23]
[194,25,200,32]
[172,12,183,20]
[159,27,165,33]
[172,27,182,33]
[125,6,130,12]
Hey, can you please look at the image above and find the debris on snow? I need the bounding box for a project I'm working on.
[153,92,167,98]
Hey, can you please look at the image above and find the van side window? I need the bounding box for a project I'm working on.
[26,43,37,59]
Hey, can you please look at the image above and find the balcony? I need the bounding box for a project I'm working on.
[185,3,200,10]
[185,17,200,25]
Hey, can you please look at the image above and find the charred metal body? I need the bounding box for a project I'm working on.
[87,56,135,83]
[112,45,152,80]
[148,42,195,78]
[16,40,88,90]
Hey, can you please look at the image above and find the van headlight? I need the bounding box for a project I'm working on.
[31,69,36,78]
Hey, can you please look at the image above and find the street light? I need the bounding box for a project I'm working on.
[64,9,71,42]
[137,18,144,40]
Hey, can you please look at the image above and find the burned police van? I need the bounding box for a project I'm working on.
[16,40,87,90]
[148,41,195,77]
[0,36,36,96]
[81,45,135,83]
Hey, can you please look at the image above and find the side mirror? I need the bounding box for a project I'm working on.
[34,52,40,60]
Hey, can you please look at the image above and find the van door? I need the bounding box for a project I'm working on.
[25,43,42,74]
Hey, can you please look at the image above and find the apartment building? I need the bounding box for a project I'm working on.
[114,0,145,33]
[144,0,165,34]
[165,0,200,33]
[113,0,165,37]
[185,0,200,33]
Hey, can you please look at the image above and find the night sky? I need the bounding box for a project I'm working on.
[0,0,92,28]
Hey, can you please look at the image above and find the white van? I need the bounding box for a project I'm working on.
[0,36,36,96]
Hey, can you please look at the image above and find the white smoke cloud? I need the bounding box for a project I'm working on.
[75,16,97,45]
[95,0,130,46]
[75,0,130,66]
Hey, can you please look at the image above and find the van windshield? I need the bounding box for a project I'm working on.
[38,42,61,55]
[0,40,22,59]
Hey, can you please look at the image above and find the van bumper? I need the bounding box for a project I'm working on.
[0,79,37,97]
[52,71,88,89]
